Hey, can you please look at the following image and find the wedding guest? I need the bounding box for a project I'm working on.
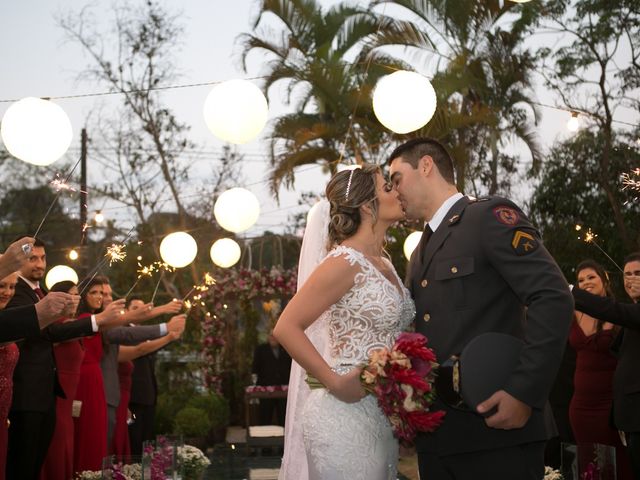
[111,324,184,458]
[0,236,74,343]
[127,298,184,455]
[573,253,640,478]
[0,268,19,480]
[252,331,291,425]
[39,280,83,480]
[98,278,183,446]
[73,277,110,473]
[569,260,632,479]
[6,239,124,480]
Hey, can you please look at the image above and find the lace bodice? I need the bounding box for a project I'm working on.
[323,246,415,367]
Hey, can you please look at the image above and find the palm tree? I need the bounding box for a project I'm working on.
[366,0,544,195]
[238,0,409,196]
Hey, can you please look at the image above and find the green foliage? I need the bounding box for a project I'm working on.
[174,407,212,437]
[367,0,544,195]
[186,393,230,429]
[239,0,404,196]
[530,131,640,283]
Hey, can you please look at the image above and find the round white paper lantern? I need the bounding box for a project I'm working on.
[160,232,198,268]
[372,71,437,134]
[214,187,260,233]
[203,79,268,144]
[1,97,73,166]
[210,238,241,268]
[403,231,423,261]
[45,265,78,289]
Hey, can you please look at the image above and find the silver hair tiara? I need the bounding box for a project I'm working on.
[345,169,356,201]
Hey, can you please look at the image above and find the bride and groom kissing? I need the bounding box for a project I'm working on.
[275,138,574,480]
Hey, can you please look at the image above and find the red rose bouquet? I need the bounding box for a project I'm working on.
[307,332,445,445]
[362,332,445,444]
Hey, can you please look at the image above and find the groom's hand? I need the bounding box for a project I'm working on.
[477,390,531,430]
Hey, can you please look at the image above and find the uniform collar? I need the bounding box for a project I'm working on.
[428,192,464,232]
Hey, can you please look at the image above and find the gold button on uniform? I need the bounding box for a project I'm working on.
[451,266,458,274]
[421,279,428,287]
[423,313,431,322]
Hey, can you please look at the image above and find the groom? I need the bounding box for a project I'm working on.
[388,138,573,480]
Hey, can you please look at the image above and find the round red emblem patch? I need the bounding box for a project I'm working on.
[493,206,519,225]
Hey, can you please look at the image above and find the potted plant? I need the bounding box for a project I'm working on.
[173,406,212,451]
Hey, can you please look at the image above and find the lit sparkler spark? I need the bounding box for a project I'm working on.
[105,244,127,266]
[204,272,216,286]
[136,260,175,278]
[579,226,623,273]
[621,170,640,203]
[583,228,597,244]
[50,175,76,193]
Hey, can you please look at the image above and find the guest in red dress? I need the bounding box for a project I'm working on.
[39,281,83,480]
[111,361,133,459]
[0,270,19,480]
[570,260,633,479]
[73,278,109,474]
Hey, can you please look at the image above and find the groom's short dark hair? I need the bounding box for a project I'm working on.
[387,137,455,184]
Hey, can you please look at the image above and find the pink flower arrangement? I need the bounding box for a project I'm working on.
[361,332,445,445]
[245,385,289,394]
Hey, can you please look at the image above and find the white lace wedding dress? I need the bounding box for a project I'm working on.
[301,246,415,480]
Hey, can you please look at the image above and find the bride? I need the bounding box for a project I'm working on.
[274,165,415,480]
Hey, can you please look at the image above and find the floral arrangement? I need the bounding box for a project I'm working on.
[307,332,445,445]
[76,444,209,480]
[362,332,445,444]
[177,444,211,479]
[75,463,141,480]
[245,384,288,394]
[544,466,563,480]
[200,266,297,391]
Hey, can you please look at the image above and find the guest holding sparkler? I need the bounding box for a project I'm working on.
[0,265,20,480]
[573,253,640,478]
[5,239,123,480]
[97,276,184,447]
[111,298,186,458]
[569,260,632,479]
[39,281,83,480]
[0,237,76,342]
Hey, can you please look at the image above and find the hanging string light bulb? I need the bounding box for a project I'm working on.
[567,112,580,132]
[94,210,105,224]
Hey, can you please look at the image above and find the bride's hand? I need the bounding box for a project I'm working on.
[327,368,366,403]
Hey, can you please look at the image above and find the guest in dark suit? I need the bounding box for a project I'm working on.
[0,237,76,343]
[126,297,185,455]
[572,252,640,478]
[97,280,183,446]
[252,331,291,425]
[5,239,125,480]
[388,138,574,480]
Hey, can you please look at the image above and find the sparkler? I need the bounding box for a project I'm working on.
[122,260,175,299]
[577,225,623,273]
[181,272,216,302]
[105,244,127,266]
[621,168,640,203]
[33,156,83,238]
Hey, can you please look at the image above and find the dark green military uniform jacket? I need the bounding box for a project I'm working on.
[408,195,574,455]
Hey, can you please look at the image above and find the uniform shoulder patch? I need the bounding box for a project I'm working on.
[493,205,520,225]
[511,230,538,255]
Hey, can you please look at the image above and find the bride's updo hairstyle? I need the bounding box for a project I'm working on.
[325,164,380,247]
